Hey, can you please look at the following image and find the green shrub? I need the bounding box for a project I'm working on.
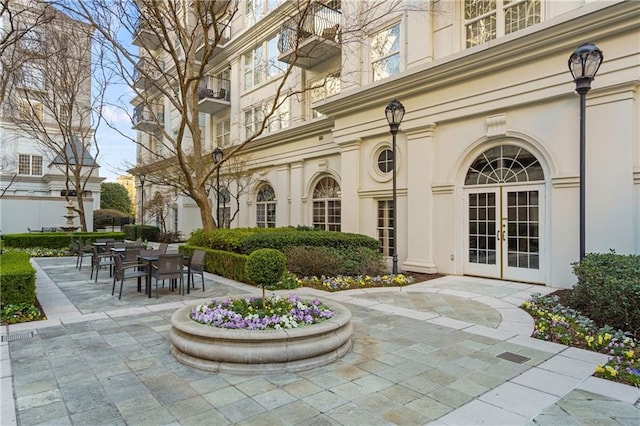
[93,209,133,229]
[187,228,267,253]
[239,229,380,254]
[179,244,249,283]
[285,246,342,277]
[334,246,386,276]
[570,251,640,336]
[245,248,286,289]
[0,252,36,305]
[1,232,125,250]
[123,224,160,242]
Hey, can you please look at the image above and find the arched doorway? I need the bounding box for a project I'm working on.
[463,145,545,283]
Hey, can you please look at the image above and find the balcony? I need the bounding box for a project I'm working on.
[132,19,162,50]
[133,59,164,90]
[197,76,230,115]
[132,104,164,133]
[195,24,231,61]
[277,3,341,70]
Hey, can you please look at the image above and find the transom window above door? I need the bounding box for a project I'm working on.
[465,145,544,185]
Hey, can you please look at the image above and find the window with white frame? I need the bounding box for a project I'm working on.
[312,177,341,231]
[59,105,69,123]
[256,184,276,228]
[246,0,281,26]
[377,200,395,256]
[18,154,43,176]
[20,28,43,52]
[21,63,45,90]
[216,118,230,147]
[465,0,541,48]
[243,45,263,89]
[266,35,284,78]
[310,72,341,118]
[377,148,393,173]
[19,100,43,121]
[244,35,284,90]
[244,105,264,138]
[268,97,289,132]
[371,22,400,82]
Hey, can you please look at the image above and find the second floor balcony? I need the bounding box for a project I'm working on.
[197,75,231,115]
[133,59,164,90]
[195,23,231,61]
[277,2,341,70]
[132,104,164,133]
[132,18,162,50]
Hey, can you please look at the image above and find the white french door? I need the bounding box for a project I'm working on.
[464,184,544,283]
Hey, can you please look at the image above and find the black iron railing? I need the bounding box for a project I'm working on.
[133,104,164,126]
[277,2,341,54]
[197,76,231,101]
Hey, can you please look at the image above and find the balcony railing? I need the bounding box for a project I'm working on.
[195,23,231,61]
[277,2,341,69]
[133,59,164,90]
[132,104,164,133]
[197,76,231,114]
[132,18,162,50]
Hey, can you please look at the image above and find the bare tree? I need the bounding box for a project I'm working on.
[0,0,56,104]
[6,6,109,231]
[58,0,410,231]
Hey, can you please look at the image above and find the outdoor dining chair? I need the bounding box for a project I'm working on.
[157,243,169,254]
[185,250,206,291]
[73,239,93,270]
[112,253,148,300]
[151,254,184,298]
[90,246,115,282]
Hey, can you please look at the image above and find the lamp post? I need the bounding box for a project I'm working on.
[568,43,603,261]
[212,147,224,228]
[139,174,146,226]
[385,99,405,274]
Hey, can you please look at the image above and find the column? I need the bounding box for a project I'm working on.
[402,124,437,273]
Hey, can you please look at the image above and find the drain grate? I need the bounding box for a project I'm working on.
[1,332,35,343]
[497,351,531,364]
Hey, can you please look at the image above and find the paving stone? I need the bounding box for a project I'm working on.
[17,401,69,425]
[327,401,395,425]
[235,377,277,397]
[166,395,214,419]
[68,403,123,425]
[217,397,266,423]
[114,393,162,416]
[203,386,247,407]
[123,406,176,426]
[252,388,297,410]
[179,408,231,426]
[303,389,348,412]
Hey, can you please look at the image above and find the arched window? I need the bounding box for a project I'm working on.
[465,145,544,185]
[256,184,276,228]
[312,177,341,231]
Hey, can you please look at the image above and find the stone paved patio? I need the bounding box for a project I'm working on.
[1,256,638,425]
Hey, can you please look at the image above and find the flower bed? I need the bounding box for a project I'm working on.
[170,296,352,374]
[298,274,416,292]
[521,293,639,386]
[191,294,335,330]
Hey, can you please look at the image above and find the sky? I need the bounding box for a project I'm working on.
[96,98,136,182]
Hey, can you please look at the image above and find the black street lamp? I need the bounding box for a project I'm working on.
[385,99,405,274]
[139,174,146,226]
[212,147,224,228]
[568,43,603,261]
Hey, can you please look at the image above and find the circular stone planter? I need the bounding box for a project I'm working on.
[169,297,353,374]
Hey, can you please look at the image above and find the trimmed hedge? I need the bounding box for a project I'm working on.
[0,252,36,305]
[94,209,133,229]
[1,232,125,250]
[570,251,640,336]
[180,244,250,284]
[187,227,381,255]
[245,248,286,288]
[123,225,160,242]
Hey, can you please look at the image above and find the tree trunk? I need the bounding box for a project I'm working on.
[193,188,216,231]
[74,191,88,231]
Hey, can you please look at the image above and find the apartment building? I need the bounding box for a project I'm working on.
[0,0,103,233]
[133,0,640,287]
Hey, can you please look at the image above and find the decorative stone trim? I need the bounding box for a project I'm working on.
[169,299,353,374]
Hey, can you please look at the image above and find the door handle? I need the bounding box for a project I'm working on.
[496,230,501,241]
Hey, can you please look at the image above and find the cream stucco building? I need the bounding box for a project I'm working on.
[134,0,640,287]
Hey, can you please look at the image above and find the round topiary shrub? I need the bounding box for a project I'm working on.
[245,248,286,303]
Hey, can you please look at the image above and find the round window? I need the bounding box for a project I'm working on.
[377,149,393,173]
